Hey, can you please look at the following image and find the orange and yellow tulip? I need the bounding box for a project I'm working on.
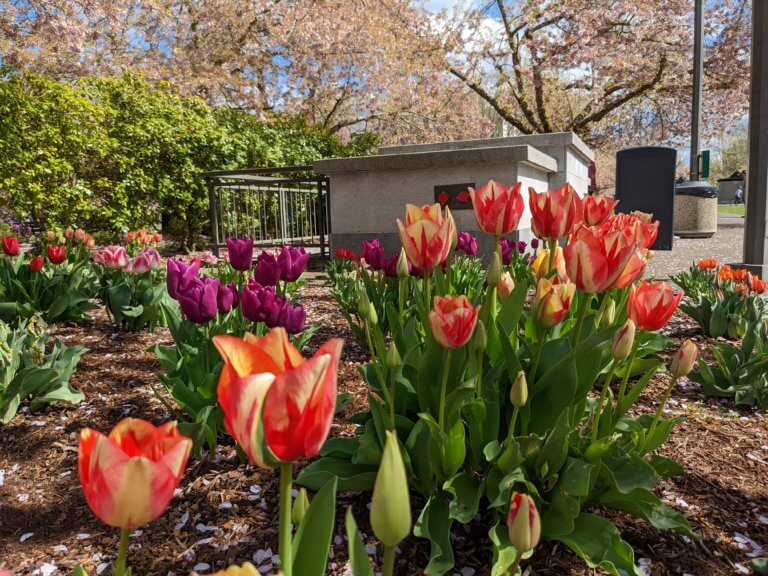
[78,418,192,529]
[468,180,524,235]
[611,248,648,290]
[582,195,618,226]
[627,280,681,331]
[531,246,569,283]
[528,183,583,240]
[563,226,636,293]
[214,328,343,464]
[429,295,479,349]
[532,277,576,327]
[396,203,455,270]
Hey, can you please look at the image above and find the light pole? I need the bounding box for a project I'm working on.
[689,0,704,181]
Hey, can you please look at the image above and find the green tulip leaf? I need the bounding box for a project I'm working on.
[292,477,338,576]
[345,508,375,576]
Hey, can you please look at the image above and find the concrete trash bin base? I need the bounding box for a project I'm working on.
[674,181,718,239]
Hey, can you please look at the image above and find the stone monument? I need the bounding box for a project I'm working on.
[313,132,594,257]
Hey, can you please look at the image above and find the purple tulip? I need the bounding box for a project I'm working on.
[530,238,540,250]
[253,252,281,286]
[167,258,200,300]
[278,246,310,282]
[499,238,515,265]
[456,231,478,256]
[217,282,238,315]
[517,240,527,254]
[226,237,254,272]
[269,297,306,334]
[177,276,219,323]
[383,253,399,277]
[241,281,278,323]
[361,239,386,271]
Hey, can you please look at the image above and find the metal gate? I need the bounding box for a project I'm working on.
[201,166,330,258]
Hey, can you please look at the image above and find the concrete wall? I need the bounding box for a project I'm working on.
[314,133,593,257]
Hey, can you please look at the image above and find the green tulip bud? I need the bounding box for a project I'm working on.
[367,303,378,327]
[358,289,371,319]
[600,298,616,327]
[670,339,698,378]
[291,488,310,526]
[473,319,487,352]
[510,370,528,408]
[610,319,635,360]
[396,248,410,279]
[487,252,502,287]
[386,342,401,368]
[370,430,411,548]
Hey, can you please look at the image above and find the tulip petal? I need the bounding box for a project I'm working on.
[262,338,343,461]
[213,335,281,377]
[218,365,275,467]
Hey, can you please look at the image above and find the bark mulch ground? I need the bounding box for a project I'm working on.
[1,278,766,576]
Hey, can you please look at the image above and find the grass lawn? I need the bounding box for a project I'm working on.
[718,203,745,216]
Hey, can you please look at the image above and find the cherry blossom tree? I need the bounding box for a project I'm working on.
[0,0,751,147]
[436,0,751,148]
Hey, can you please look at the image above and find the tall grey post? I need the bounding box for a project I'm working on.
[744,1,768,275]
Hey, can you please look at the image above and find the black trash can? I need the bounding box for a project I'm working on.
[674,181,718,238]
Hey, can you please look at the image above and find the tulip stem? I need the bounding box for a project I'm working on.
[548,238,558,274]
[279,463,294,576]
[529,329,546,388]
[424,267,432,317]
[592,362,615,443]
[507,405,520,445]
[570,293,592,348]
[114,527,130,576]
[382,545,397,576]
[644,375,679,454]
[437,348,454,431]
[615,339,639,420]
[398,277,407,322]
[510,555,522,576]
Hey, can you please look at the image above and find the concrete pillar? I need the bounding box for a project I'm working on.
[744,1,768,275]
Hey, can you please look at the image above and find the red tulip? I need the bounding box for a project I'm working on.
[627,280,682,331]
[582,194,618,226]
[29,256,44,272]
[78,418,192,529]
[47,245,67,264]
[563,225,636,293]
[214,328,343,464]
[600,212,659,250]
[397,203,455,270]
[2,236,19,256]
[528,183,583,240]
[468,180,524,235]
[428,295,479,349]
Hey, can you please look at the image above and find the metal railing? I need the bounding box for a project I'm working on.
[201,166,330,258]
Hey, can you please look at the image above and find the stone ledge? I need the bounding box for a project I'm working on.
[314,144,557,175]
[378,131,594,163]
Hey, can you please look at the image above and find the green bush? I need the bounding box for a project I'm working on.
[0,69,377,247]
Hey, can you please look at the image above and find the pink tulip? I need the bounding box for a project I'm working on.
[93,246,130,270]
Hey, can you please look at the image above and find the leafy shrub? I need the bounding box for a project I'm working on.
[0,316,87,423]
[0,69,377,247]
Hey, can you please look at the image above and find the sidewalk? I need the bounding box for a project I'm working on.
[646,216,744,280]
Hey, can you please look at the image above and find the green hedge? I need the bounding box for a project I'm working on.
[0,70,377,247]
